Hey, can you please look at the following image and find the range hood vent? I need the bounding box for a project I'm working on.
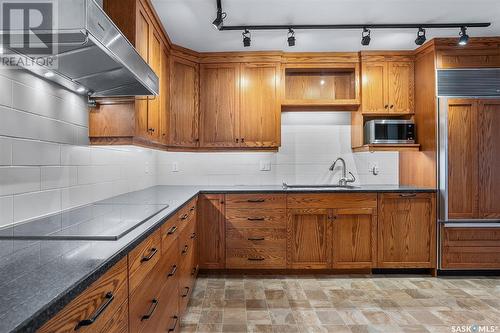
[1,0,158,97]
[437,69,500,97]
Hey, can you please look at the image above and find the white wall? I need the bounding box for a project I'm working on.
[157,112,399,186]
[0,69,158,228]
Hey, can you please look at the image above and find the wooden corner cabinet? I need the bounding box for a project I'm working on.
[197,194,226,269]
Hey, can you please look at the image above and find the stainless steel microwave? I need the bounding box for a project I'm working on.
[364,120,416,144]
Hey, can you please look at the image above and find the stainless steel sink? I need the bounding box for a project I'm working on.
[282,183,359,190]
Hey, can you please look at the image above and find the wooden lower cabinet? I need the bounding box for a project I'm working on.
[441,226,500,269]
[332,208,377,269]
[198,194,226,269]
[377,193,436,268]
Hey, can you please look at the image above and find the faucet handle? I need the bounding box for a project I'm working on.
[346,172,356,183]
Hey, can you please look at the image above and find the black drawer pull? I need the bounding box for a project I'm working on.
[181,245,189,255]
[141,299,159,321]
[168,265,177,277]
[399,193,417,198]
[191,266,198,276]
[248,257,265,261]
[181,287,190,297]
[167,226,177,235]
[247,199,265,203]
[180,213,189,220]
[248,237,265,241]
[168,316,179,332]
[190,232,196,239]
[75,292,114,330]
[247,217,265,221]
[190,206,195,212]
[141,248,158,262]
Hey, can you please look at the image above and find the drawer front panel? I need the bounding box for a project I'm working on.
[38,257,128,333]
[226,209,286,228]
[178,219,196,268]
[287,193,377,209]
[226,248,286,269]
[175,198,197,234]
[129,229,162,293]
[98,299,128,333]
[226,227,286,249]
[225,194,286,209]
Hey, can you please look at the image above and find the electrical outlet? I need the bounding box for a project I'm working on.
[259,160,271,171]
[172,162,179,172]
[145,161,150,174]
[369,163,379,175]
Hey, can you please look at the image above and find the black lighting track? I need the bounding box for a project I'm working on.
[213,0,490,31]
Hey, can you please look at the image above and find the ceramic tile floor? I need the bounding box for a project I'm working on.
[179,274,500,333]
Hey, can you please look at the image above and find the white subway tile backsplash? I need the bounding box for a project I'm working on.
[61,185,93,210]
[0,196,13,228]
[0,75,13,107]
[0,167,40,195]
[60,145,91,166]
[41,166,77,190]
[0,137,12,165]
[12,140,60,166]
[13,189,61,222]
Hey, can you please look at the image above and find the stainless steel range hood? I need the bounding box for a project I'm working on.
[0,0,158,97]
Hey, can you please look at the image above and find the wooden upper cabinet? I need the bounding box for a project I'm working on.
[377,193,436,268]
[170,56,199,147]
[287,208,332,269]
[146,29,162,142]
[199,63,240,148]
[447,99,479,219]
[361,62,388,113]
[361,55,414,114]
[197,194,225,269]
[240,63,281,148]
[135,2,150,62]
[437,48,500,69]
[478,100,500,218]
[331,208,377,269]
[159,46,170,144]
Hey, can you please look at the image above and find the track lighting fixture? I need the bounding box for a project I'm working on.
[361,28,371,46]
[242,29,251,47]
[458,26,469,46]
[212,0,226,30]
[415,27,426,45]
[287,28,296,47]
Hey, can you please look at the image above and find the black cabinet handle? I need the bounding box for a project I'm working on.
[399,193,417,198]
[75,292,114,330]
[248,217,265,221]
[248,237,265,241]
[190,232,196,239]
[190,206,195,212]
[236,138,239,143]
[247,199,265,203]
[180,213,189,220]
[384,105,389,109]
[167,226,177,235]
[248,257,265,261]
[141,248,158,262]
[390,105,394,109]
[168,265,177,277]
[181,245,189,255]
[191,266,198,276]
[141,299,159,321]
[181,287,190,297]
[241,138,245,143]
[168,316,179,332]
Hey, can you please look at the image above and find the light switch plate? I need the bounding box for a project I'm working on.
[259,160,271,171]
[172,162,179,172]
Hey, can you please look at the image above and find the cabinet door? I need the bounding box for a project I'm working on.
[170,56,199,147]
[240,63,281,148]
[361,62,388,113]
[159,45,170,144]
[378,193,436,268]
[332,208,376,269]
[197,194,225,269]
[147,28,162,142]
[387,61,414,113]
[134,2,151,140]
[447,99,479,219]
[478,100,500,218]
[199,63,240,147]
[287,208,332,269]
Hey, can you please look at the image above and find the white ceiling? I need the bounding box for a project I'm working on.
[151,0,500,52]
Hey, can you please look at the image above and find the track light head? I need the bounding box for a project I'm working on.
[287,28,296,47]
[212,10,226,30]
[458,26,469,46]
[242,29,251,47]
[415,27,426,45]
[361,28,371,46]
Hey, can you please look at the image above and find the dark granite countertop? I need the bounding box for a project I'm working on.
[0,184,436,333]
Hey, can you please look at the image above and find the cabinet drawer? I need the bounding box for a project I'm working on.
[226,227,286,249]
[98,299,128,333]
[129,229,162,293]
[225,194,286,209]
[226,208,286,228]
[178,218,196,266]
[178,261,197,314]
[287,193,377,209]
[38,257,128,333]
[441,226,500,269]
[175,198,197,234]
[226,248,286,269]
